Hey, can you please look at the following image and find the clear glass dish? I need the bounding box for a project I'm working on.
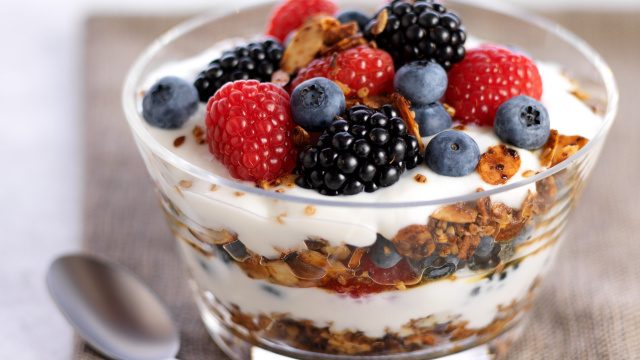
[122,1,618,359]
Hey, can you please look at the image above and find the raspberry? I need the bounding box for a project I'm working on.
[206,80,298,182]
[291,46,395,98]
[266,0,338,42]
[445,45,543,126]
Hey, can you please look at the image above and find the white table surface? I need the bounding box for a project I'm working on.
[0,0,634,358]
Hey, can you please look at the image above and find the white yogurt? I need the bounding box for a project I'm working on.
[139,44,601,258]
[181,233,558,337]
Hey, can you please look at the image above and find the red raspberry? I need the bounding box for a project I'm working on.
[291,46,395,98]
[206,80,298,183]
[266,0,338,42]
[445,45,543,126]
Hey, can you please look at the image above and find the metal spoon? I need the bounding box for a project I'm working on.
[46,254,180,360]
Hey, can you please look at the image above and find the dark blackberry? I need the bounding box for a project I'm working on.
[468,236,501,270]
[365,0,466,69]
[194,39,284,102]
[296,105,422,196]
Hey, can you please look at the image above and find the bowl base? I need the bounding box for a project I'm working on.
[192,282,526,360]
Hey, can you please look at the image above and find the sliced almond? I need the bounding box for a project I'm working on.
[443,103,456,117]
[292,126,312,148]
[264,260,299,286]
[271,70,290,87]
[369,9,388,36]
[188,227,236,245]
[237,257,269,279]
[347,248,366,269]
[540,129,560,167]
[320,35,368,56]
[477,145,521,185]
[391,93,425,151]
[432,204,478,223]
[321,18,358,47]
[280,16,328,73]
[284,251,328,280]
[540,130,589,167]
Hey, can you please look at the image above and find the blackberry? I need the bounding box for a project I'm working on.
[194,39,284,102]
[365,0,466,69]
[296,105,422,196]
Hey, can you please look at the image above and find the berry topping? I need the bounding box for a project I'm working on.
[291,45,395,98]
[194,39,284,103]
[446,45,543,126]
[468,236,501,270]
[394,61,447,106]
[142,76,198,129]
[266,0,338,42]
[205,80,298,183]
[425,130,480,177]
[336,10,371,31]
[494,96,550,150]
[291,77,346,132]
[414,103,452,136]
[296,104,422,195]
[365,0,467,69]
[368,234,403,269]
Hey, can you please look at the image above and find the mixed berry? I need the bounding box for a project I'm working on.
[365,0,467,70]
[290,45,395,98]
[193,39,284,102]
[295,105,422,195]
[142,76,199,129]
[141,0,555,194]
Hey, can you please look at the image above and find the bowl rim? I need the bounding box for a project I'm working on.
[122,0,619,209]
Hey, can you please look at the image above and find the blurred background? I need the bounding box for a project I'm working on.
[0,0,637,359]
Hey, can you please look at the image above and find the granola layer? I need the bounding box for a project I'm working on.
[194,277,539,356]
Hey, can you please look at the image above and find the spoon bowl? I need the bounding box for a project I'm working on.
[46,254,180,360]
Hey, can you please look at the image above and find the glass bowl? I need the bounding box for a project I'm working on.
[122,1,618,359]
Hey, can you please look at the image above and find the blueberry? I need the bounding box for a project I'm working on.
[368,234,403,269]
[394,61,447,106]
[468,236,501,271]
[414,102,452,136]
[142,76,198,129]
[424,256,459,279]
[494,96,551,150]
[425,130,480,177]
[337,10,370,31]
[291,77,346,132]
[475,236,496,258]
